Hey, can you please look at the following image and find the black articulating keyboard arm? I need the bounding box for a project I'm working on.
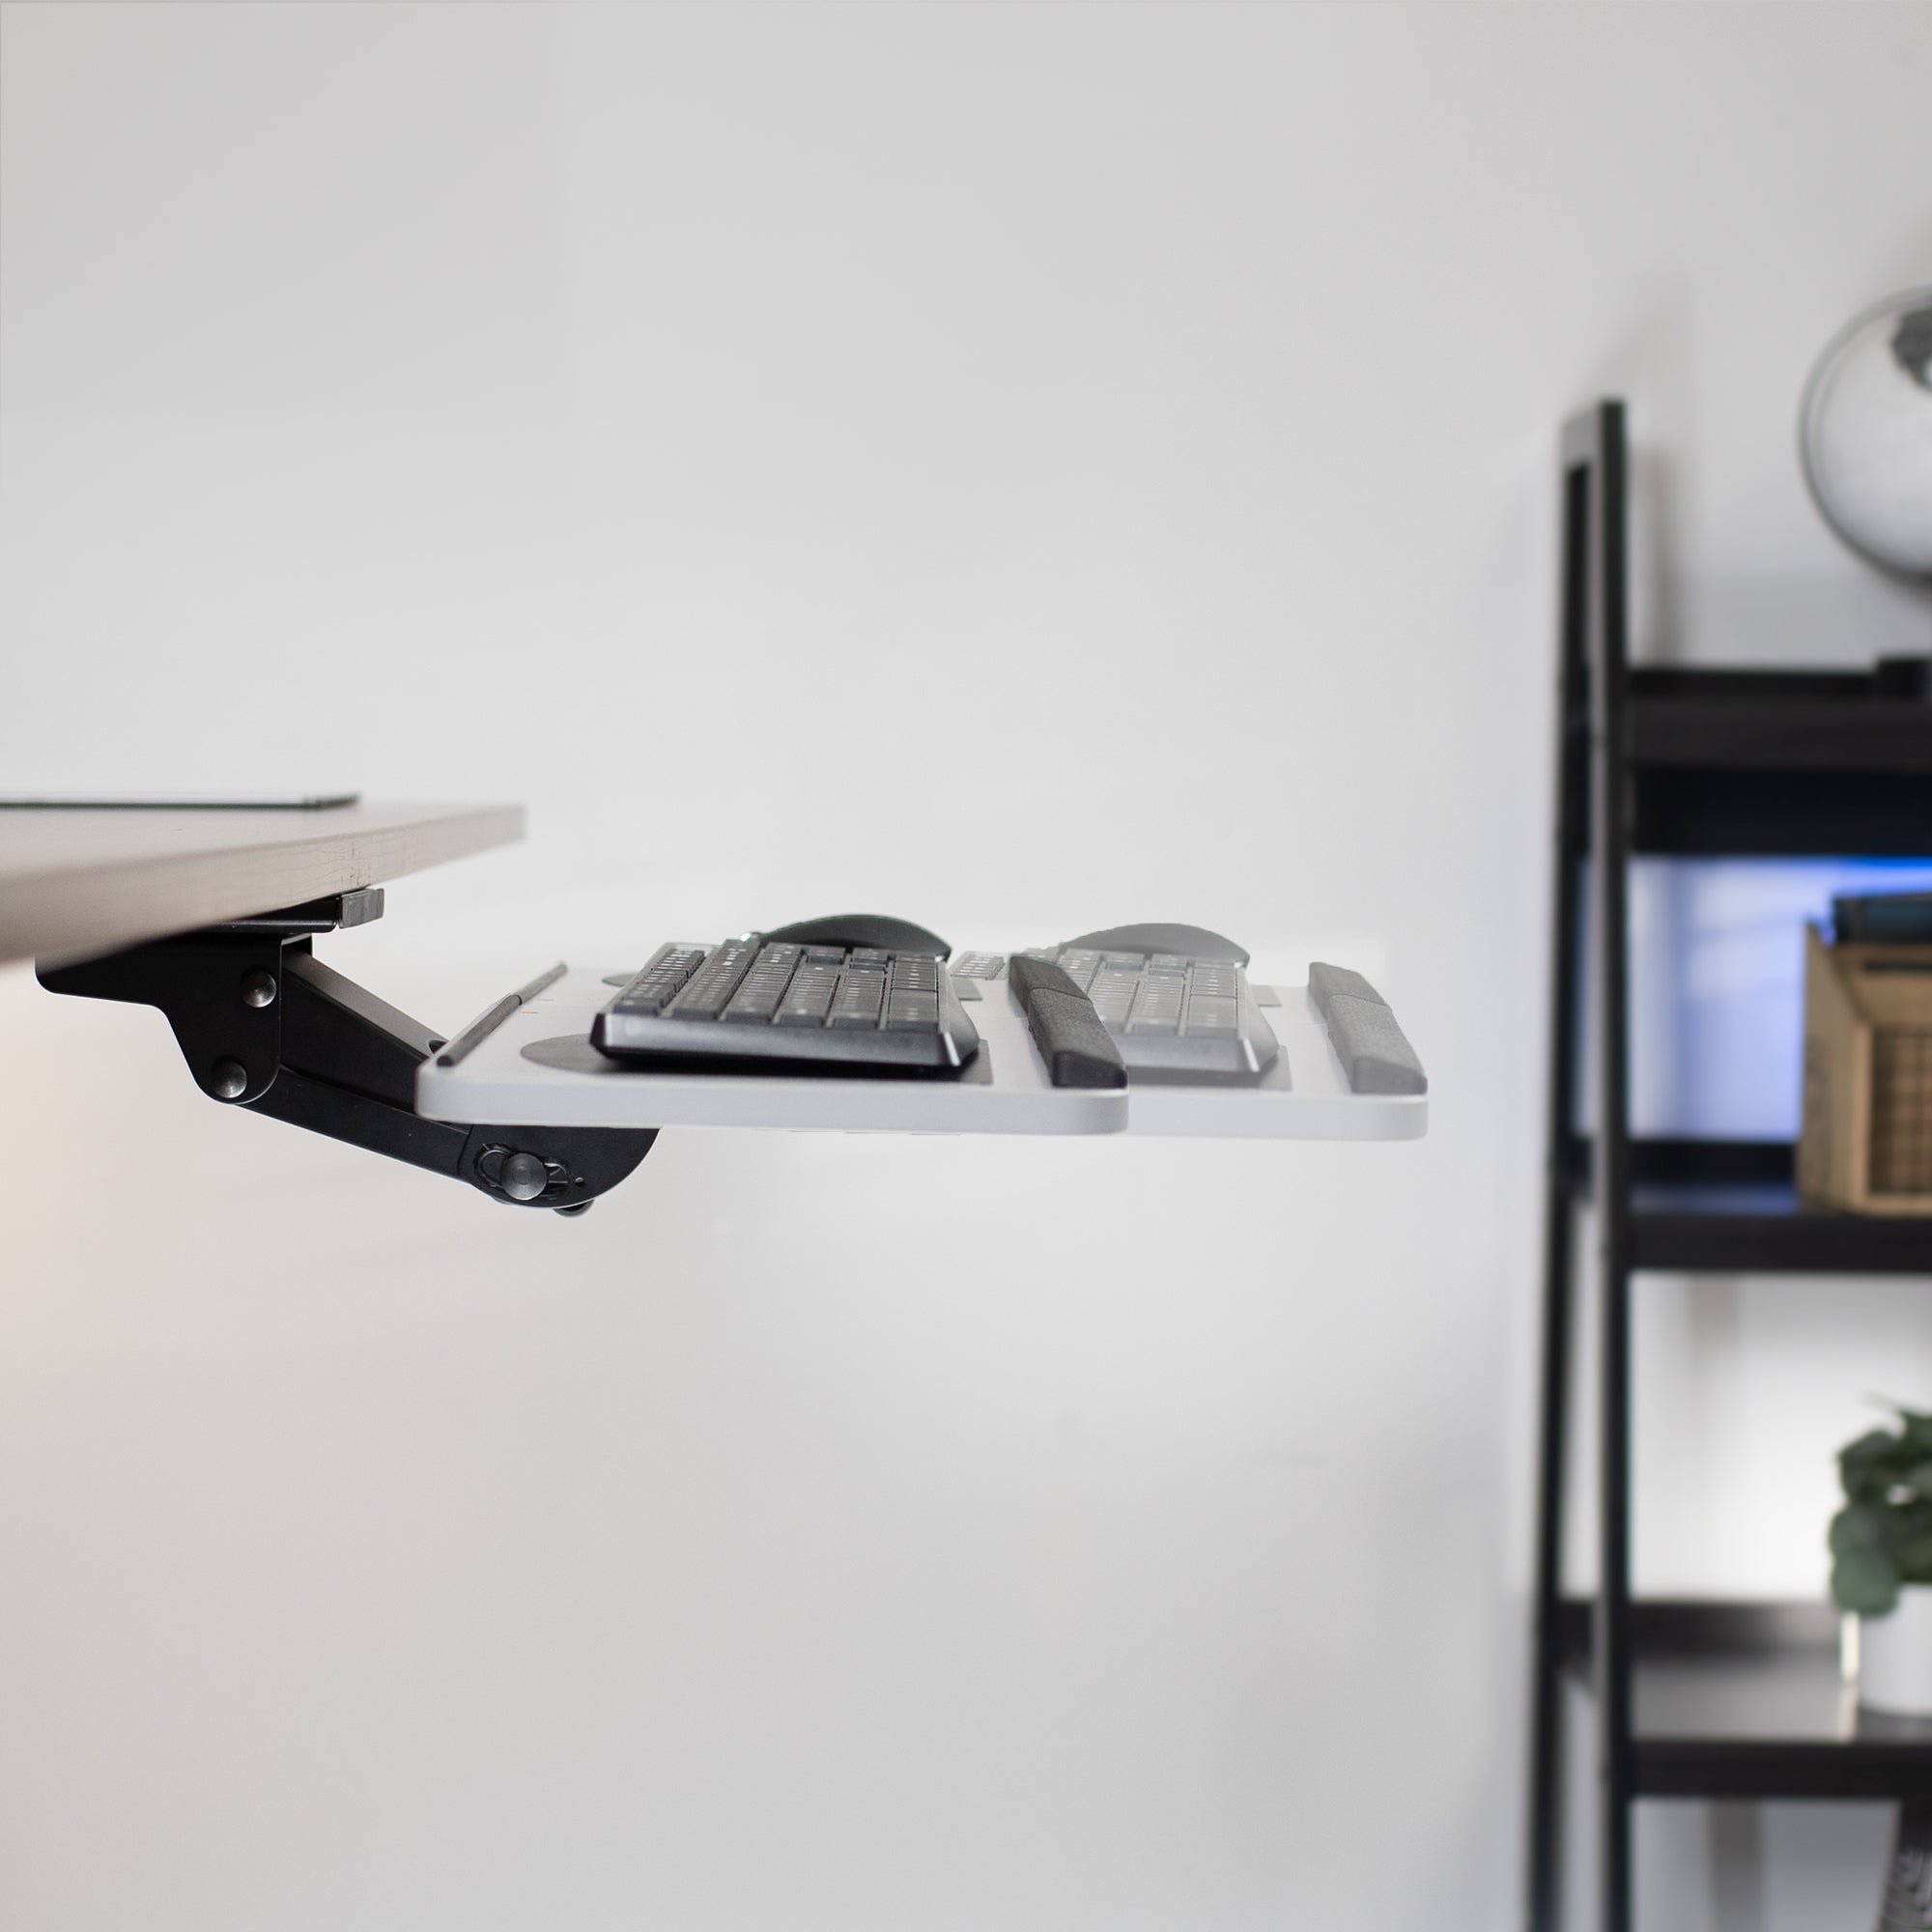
[36,891,657,1215]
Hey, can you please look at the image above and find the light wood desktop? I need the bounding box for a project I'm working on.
[0,799,523,965]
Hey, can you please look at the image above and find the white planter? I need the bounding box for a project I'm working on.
[1859,1585,1932,1716]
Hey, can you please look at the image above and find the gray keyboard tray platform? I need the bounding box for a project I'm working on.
[414,965,1427,1143]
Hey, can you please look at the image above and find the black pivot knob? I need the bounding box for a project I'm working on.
[499,1151,549,1202]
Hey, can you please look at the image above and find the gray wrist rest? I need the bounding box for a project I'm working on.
[1308,962,1428,1095]
[1009,954,1129,1090]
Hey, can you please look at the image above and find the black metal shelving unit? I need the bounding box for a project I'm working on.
[1526,401,1932,1930]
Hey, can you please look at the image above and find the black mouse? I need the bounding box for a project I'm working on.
[1062,923,1248,965]
[764,913,952,959]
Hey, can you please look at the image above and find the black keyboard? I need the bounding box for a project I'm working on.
[1022,923,1280,1082]
[591,923,980,1074]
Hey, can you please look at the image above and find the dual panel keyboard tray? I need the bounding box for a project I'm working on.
[415,966,1427,1143]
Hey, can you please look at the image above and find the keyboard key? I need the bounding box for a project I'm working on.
[724,948,799,1021]
[615,942,709,1012]
[776,959,839,1026]
[892,956,940,994]
[950,952,1008,980]
[1090,964,1140,1020]
[1185,995,1237,1033]
[1126,976,1182,1034]
[830,972,885,1029]
[885,991,940,1031]
[668,943,757,1018]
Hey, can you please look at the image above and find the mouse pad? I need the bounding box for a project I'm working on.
[524,1035,997,1086]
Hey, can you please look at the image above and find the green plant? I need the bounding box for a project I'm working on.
[1830,1406,1932,1616]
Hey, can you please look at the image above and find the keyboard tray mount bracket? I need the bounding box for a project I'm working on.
[37,891,658,1214]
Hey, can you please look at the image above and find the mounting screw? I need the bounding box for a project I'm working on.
[240,969,278,1009]
[210,1060,248,1100]
[499,1151,549,1202]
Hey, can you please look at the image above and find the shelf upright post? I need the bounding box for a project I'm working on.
[1525,409,1602,1930]
[1582,399,1637,1932]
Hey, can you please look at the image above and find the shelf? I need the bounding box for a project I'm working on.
[1570,1140,1932,1274]
[1560,1600,1932,1800]
[1631,1181,1932,1273]
[1627,666,1932,857]
[1631,667,1932,773]
[1525,404,1932,1923]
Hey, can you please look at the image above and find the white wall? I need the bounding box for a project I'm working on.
[2,5,1929,1927]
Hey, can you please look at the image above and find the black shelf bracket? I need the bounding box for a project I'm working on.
[37,890,656,1214]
